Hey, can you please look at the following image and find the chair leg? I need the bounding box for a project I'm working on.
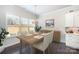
[20,39,22,54]
[43,51,45,54]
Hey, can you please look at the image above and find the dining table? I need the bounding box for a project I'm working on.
[16,30,53,54]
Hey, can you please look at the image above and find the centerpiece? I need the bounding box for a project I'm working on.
[35,24,41,32]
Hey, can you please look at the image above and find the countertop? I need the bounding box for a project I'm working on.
[66,33,79,36]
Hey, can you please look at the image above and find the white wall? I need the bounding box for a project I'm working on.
[38,6,79,43]
[0,5,36,28]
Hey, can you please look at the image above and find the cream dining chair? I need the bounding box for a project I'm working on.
[33,31,53,53]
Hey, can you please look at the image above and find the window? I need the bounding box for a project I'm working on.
[20,17,29,32]
[28,19,35,32]
[20,17,28,25]
[7,14,20,25]
[6,14,35,36]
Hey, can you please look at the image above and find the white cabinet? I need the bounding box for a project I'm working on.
[65,11,79,27]
[65,12,75,27]
[66,34,79,49]
[74,11,79,27]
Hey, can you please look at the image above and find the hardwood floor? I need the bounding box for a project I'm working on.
[1,42,79,54]
[49,42,79,54]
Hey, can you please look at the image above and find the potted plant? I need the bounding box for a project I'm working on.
[0,28,9,46]
[35,24,41,32]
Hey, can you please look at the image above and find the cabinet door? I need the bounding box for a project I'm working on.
[65,12,75,27]
[74,11,79,27]
[66,35,72,46]
[66,35,79,49]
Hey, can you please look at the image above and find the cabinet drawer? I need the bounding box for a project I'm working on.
[71,36,79,42]
[66,35,73,41]
[72,36,79,42]
[66,41,79,49]
[66,35,79,42]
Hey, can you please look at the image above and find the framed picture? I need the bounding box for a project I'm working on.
[45,19,54,28]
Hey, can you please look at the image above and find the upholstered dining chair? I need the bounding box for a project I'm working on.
[33,31,53,53]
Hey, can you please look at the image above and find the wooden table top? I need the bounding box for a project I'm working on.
[16,32,44,45]
[16,29,53,45]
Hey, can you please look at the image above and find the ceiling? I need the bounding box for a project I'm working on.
[19,5,70,16]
